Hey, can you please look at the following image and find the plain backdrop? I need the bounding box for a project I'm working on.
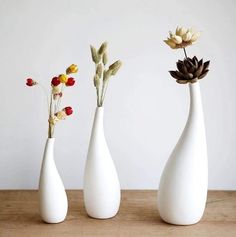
[0,0,235,190]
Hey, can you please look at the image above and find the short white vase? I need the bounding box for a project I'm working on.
[158,81,208,225]
[83,107,121,219]
[39,138,68,223]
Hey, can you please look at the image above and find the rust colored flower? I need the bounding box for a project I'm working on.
[66,77,75,86]
[26,78,37,86]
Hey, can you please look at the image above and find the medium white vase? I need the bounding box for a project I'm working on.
[39,138,68,223]
[158,81,208,225]
[83,107,120,219]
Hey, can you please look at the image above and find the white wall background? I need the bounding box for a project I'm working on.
[0,0,235,190]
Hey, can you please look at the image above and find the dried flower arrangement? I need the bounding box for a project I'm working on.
[26,64,78,138]
[164,27,210,84]
[90,42,122,107]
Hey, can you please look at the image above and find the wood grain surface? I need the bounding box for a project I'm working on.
[0,190,235,237]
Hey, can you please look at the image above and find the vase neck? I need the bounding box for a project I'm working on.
[46,138,55,143]
[189,82,203,120]
[93,107,104,131]
[188,82,203,114]
[43,138,55,162]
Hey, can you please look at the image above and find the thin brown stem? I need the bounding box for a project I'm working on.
[48,93,54,138]
[183,48,188,59]
[48,123,51,138]
[96,88,99,107]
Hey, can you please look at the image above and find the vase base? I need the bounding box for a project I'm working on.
[41,217,66,224]
[87,211,119,220]
[161,217,202,226]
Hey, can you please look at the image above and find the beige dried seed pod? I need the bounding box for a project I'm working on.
[102,52,108,65]
[103,70,107,81]
[111,65,121,75]
[109,60,122,70]
[98,54,102,62]
[96,63,103,78]
[98,42,108,55]
[103,69,112,81]
[90,45,99,64]
[93,74,100,87]
[113,62,122,75]
[109,60,122,75]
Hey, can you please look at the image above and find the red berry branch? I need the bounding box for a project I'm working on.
[26,64,78,138]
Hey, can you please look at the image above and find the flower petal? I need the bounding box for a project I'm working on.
[183,32,192,41]
[191,32,200,42]
[171,35,182,44]
[164,39,176,49]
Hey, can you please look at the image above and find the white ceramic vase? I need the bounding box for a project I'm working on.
[158,81,208,225]
[39,138,68,223]
[83,107,120,219]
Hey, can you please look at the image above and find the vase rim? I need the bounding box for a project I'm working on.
[96,106,104,110]
[47,137,55,140]
[189,81,200,86]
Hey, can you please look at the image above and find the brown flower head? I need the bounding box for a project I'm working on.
[169,56,210,84]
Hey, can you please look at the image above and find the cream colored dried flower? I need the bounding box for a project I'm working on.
[164,27,200,49]
[48,116,59,125]
[52,86,61,94]
[55,111,67,120]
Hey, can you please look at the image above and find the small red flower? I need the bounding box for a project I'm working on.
[64,106,73,116]
[26,78,36,86]
[66,77,75,86]
[51,77,61,86]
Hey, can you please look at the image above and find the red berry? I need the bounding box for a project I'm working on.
[64,106,73,116]
[26,78,34,86]
[66,77,75,86]
[51,77,61,86]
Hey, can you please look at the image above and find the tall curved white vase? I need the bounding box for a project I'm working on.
[83,107,120,219]
[158,81,208,225]
[39,138,68,223]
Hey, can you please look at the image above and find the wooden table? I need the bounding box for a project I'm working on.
[0,191,235,237]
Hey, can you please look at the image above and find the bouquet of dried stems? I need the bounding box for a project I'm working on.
[90,42,122,107]
[164,26,210,84]
[26,64,78,138]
